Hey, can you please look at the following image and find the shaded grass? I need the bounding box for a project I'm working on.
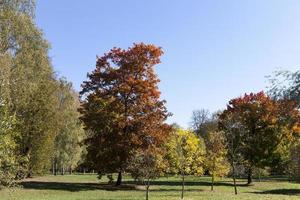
[250,188,300,195]
[20,181,137,192]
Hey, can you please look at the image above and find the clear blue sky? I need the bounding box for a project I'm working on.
[36,0,300,127]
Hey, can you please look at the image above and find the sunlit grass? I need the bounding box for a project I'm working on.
[1,174,299,200]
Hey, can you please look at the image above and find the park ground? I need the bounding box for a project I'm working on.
[1,174,300,200]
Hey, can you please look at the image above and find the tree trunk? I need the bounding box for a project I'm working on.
[54,160,57,176]
[145,178,150,200]
[211,173,214,191]
[61,165,65,175]
[52,159,55,175]
[247,168,252,185]
[232,163,238,195]
[116,171,122,186]
[258,169,261,182]
[181,173,185,199]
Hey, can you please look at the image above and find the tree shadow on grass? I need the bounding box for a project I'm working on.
[20,181,137,192]
[19,179,249,192]
[150,188,205,192]
[123,180,249,187]
[250,189,300,196]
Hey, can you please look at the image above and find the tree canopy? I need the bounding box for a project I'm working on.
[79,43,171,185]
[219,91,300,184]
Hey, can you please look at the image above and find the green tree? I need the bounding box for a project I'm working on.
[1,0,60,176]
[0,54,19,186]
[53,78,85,175]
[165,129,205,199]
[0,101,18,186]
[288,140,300,180]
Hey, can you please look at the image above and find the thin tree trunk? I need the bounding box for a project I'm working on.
[247,168,252,185]
[52,159,55,175]
[181,173,185,199]
[145,178,150,200]
[54,160,57,176]
[211,173,214,191]
[232,163,237,195]
[116,171,122,186]
[258,169,261,182]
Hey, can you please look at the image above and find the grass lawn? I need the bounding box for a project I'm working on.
[1,174,300,200]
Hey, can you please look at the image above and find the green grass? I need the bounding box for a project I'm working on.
[1,174,300,200]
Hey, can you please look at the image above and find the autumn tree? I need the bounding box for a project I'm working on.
[165,129,205,199]
[79,43,170,186]
[219,92,300,185]
[205,131,230,191]
[268,70,300,174]
[128,147,165,200]
[219,112,243,194]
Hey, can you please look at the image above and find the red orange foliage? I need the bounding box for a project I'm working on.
[79,43,171,183]
[219,91,300,183]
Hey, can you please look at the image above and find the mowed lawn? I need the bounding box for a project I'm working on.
[1,174,300,200]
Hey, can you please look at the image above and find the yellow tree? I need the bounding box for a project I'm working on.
[165,128,205,199]
[205,131,230,191]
